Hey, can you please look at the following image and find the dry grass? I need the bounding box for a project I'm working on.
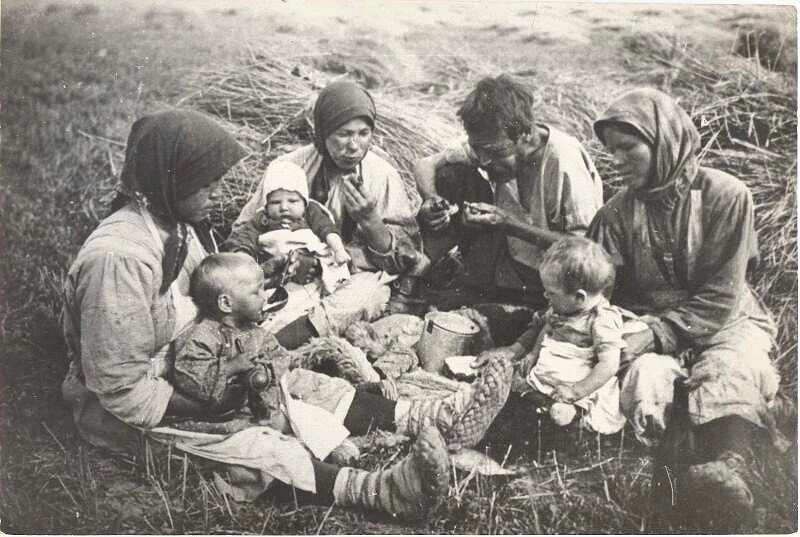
[178,47,462,234]
[1,2,795,534]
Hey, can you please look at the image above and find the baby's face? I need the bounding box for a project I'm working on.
[266,189,306,223]
[227,262,269,325]
[541,271,594,316]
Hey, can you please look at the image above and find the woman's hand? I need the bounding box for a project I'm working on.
[463,202,514,230]
[341,173,379,224]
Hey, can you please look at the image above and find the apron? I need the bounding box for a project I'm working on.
[527,336,626,434]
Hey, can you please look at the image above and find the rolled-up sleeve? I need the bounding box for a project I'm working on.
[76,252,173,428]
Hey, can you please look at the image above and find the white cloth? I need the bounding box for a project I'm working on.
[149,425,318,493]
[279,375,349,460]
[527,335,626,434]
[619,353,688,446]
[619,317,778,446]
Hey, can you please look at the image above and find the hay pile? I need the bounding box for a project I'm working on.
[179,46,460,235]
[619,32,797,392]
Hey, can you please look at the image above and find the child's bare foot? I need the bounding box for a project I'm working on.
[549,402,577,426]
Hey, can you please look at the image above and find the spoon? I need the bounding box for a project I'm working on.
[263,251,297,313]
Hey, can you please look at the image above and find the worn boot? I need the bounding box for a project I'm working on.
[333,422,449,520]
[373,348,418,380]
[398,355,513,449]
[685,451,754,530]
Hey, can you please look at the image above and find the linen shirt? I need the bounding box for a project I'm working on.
[62,204,199,427]
[440,125,603,285]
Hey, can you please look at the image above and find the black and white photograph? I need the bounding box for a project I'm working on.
[2,0,797,533]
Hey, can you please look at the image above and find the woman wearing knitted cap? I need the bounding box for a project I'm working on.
[588,88,784,528]
[61,110,452,521]
[229,80,429,345]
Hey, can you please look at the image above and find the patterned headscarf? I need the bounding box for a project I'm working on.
[312,80,376,158]
[113,110,246,293]
[594,88,700,209]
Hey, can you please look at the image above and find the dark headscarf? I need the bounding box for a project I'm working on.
[112,110,246,293]
[312,80,376,158]
[594,88,700,210]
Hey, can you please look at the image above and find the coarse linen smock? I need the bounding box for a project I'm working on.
[441,124,603,291]
[589,168,779,435]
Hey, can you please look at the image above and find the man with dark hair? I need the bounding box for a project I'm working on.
[414,74,603,308]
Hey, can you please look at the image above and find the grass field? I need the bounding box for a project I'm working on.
[1,0,797,533]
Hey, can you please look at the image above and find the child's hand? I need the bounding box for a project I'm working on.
[552,383,582,404]
[261,255,288,285]
[471,346,516,369]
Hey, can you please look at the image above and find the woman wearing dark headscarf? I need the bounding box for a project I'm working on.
[228,80,427,343]
[588,89,781,522]
[62,110,247,436]
[61,110,453,520]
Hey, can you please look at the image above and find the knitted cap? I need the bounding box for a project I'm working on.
[263,160,309,204]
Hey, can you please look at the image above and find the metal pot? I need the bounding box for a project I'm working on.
[416,311,479,374]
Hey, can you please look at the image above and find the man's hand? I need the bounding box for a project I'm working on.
[463,202,514,229]
[622,327,657,363]
[418,195,451,231]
